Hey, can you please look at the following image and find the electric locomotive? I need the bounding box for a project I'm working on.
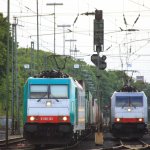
[23,70,98,146]
[110,85,148,138]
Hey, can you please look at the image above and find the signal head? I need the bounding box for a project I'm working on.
[102,55,106,60]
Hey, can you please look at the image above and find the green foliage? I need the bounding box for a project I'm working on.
[0,13,13,116]
[133,81,150,105]
[0,13,10,78]
[0,42,7,77]
[0,13,8,45]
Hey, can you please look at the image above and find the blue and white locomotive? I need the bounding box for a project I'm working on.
[110,85,148,138]
[23,70,98,145]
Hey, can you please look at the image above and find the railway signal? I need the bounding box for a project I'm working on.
[91,54,107,70]
[94,10,104,52]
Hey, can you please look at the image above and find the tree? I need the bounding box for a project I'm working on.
[0,13,10,78]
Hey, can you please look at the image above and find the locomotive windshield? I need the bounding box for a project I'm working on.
[30,85,48,99]
[49,85,68,99]
[116,96,143,107]
[30,84,68,99]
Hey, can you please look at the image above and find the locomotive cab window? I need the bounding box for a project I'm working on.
[130,96,143,107]
[49,85,68,99]
[116,96,128,107]
[30,85,48,99]
[116,96,143,107]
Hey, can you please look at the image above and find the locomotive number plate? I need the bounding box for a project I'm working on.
[40,117,54,121]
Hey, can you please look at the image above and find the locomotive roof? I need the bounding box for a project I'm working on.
[117,85,138,92]
[33,70,70,78]
[25,70,85,90]
[111,91,147,98]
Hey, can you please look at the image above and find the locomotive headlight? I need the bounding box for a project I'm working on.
[116,118,120,122]
[127,108,131,112]
[30,116,35,121]
[46,101,52,107]
[138,118,143,122]
[63,116,67,121]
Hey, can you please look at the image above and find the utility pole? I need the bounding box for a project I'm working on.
[11,22,15,135]
[6,0,10,147]
[36,0,39,70]
[70,45,80,58]
[46,3,63,55]
[43,54,48,70]
[65,39,76,56]
[57,24,71,55]
[11,18,24,135]
[30,41,35,76]
[13,17,20,135]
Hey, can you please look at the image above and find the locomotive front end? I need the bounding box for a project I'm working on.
[23,78,73,144]
[110,91,148,138]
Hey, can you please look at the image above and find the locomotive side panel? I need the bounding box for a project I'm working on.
[143,92,148,123]
[85,91,99,130]
[73,80,85,131]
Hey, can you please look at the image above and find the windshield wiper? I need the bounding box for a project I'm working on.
[37,94,48,102]
[49,91,59,102]
[130,103,136,108]
[122,103,128,108]
[54,98,59,102]
[37,95,59,102]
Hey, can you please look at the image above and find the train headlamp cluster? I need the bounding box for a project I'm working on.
[116,118,120,122]
[58,116,68,121]
[63,116,67,121]
[127,108,131,112]
[138,118,143,122]
[115,118,144,122]
[30,116,35,121]
[46,101,52,107]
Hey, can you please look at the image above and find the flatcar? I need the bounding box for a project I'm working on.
[23,70,98,146]
[110,85,148,138]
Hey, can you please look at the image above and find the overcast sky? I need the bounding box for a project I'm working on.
[1,0,150,82]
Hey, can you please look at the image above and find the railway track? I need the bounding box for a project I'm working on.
[120,139,149,150]
[0,137,24,147]
[0,131,92,150]
[41,132,93,150]
[50,132,150,150]
[1,132,150,149]
[100,138,150,150]
[0,137,34,149]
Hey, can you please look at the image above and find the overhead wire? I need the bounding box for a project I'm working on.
[5,0,150,78]
[128,0,150,10]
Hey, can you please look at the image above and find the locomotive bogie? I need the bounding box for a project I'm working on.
[111,123,147,138]
[23,123,73,144]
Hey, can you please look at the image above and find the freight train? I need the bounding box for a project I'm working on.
[23,70,99,147]
[110,85,148,138]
